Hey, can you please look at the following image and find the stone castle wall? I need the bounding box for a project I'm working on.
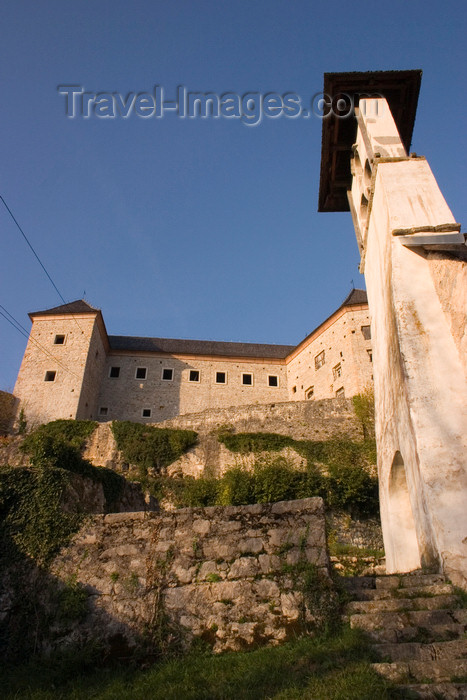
[96,354,289,424]
[47,498,328,655]
[11,301,373,429]
[13,313,104,427]
[287,306,373,401]
[81,399,364,477]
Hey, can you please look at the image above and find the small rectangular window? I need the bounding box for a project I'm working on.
[44,370,56,382]
[305,386,314,400]
[109,366,120,378]
[142,408,151,418]
[162,368,173,381]
[189,370,200,382]
[215,371,226,384]
[268,375,278,387]
[135,367,147,380]
[361,325,371,340]
[367,349,373,362]
[99,407,108,416]
[292,385,297,394]
[54,334,65,345]
[333,363,342,380]
[315,350,325,370]
[242,373,253,386]
[335,387,345,398]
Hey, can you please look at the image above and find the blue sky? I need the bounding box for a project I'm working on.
[1,0,466,390]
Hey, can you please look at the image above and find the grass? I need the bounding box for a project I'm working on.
[0,626,401,700]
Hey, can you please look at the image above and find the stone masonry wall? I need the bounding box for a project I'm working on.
[96,354,289,424]
[13,313,102,428]
[48,498,328,655]
[81,399,364,477]
[287,306,373,401]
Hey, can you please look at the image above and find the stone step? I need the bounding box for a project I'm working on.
[373,638,467,662]
[340,575,376,592]
[372,658,467,683]
[350,609,467,644]
[398,683,467,699]
[375,573,446,590]
[348,582,456,601]
[364,622,467,645]
[347,593,461,614]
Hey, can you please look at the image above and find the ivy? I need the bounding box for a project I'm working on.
[21,419,97,453]
[0,466,84,566]
[111,421,198,474]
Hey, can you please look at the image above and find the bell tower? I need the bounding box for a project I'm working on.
[318,71,467,587]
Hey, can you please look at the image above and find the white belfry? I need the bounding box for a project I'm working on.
[320,71,467,587]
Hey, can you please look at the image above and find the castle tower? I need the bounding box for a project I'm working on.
[13,300,109,427]
[318,71,467,587]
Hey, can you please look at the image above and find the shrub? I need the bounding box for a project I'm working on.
[217,468,253,506]
[252,458,303,504]
[352,386,375,439]
[111,421,197,474]
[325,462,379,517]
[218,431,294,454]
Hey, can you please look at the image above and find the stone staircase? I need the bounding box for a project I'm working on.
[343,572,467,699]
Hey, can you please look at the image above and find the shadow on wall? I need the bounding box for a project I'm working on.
[0,391,17,435]
[0,533,156,666]
[97,357,195,424]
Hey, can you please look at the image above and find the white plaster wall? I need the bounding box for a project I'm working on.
[364,158,467,587]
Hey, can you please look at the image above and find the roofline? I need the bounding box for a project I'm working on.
[29,308,111,353]
[285,301,368,363]
[107,348,288,365]
[318,69,422,212]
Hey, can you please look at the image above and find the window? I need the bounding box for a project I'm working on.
[305,386,314,400]
[109,366,120,378]
[333,363,342,380]
[99,407,108,416]
[162,368,173,381]
[44,370,56,382]
[142,408,151,418]
[135,367,147,380]
[54,334,65,345]
[361,325,371,340]
[292,385,297,394]
[215,371,226,384]
[335,387,345,398]
[268,375,278,387]
[314,350,325,370]
[189,370,200,382]
[242,373,253,386]
[367,349,373,362]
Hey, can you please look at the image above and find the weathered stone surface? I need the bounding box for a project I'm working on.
[19,497,329,655]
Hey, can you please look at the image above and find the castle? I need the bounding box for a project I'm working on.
[13,288,373,427]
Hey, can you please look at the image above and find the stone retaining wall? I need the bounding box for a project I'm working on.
[49,498,329,654]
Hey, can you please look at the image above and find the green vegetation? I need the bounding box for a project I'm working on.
[0,626,399,700]
[111,421,198,477]
[21,419,97,452]
[1,420,127,565]
[352,387,375,439]
[0,464,84,566]
[154,442,379,518]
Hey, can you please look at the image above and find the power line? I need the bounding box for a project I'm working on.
[1,195,84,334]
[0,304,81,380]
